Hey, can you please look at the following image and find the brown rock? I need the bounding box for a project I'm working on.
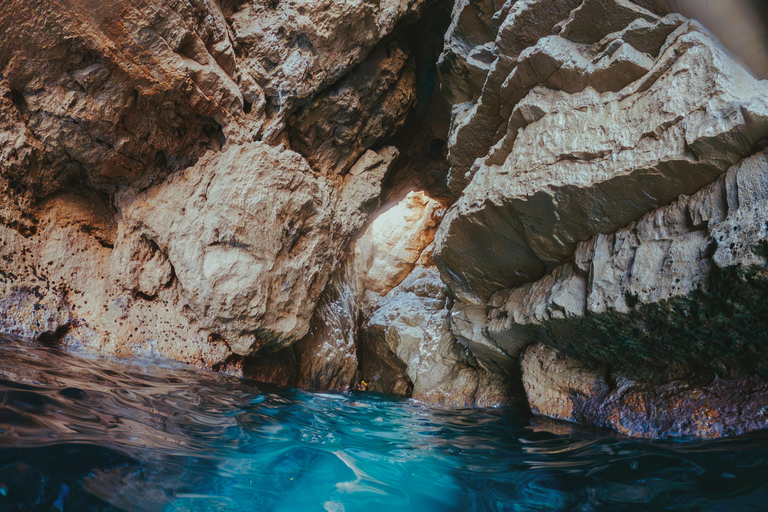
[286,40,416,176]
[521,343,768,439]
[0,0,429,197]
[118,142,394,355]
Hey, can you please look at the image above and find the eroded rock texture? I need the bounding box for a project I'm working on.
[4,0,768,439]
[436,0,768,437]
[0,0,432,367]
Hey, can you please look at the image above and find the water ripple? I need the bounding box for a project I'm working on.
[1,338,768,511]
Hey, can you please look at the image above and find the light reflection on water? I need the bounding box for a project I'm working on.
[1,338,768,511]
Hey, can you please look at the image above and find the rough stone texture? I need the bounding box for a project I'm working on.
[472,150,768,381]
[5,0,768,441]
[117,142,394,355]
[456,143,768,438]
[0,142,396,369]
[438,0,584,196]
[0,0,429,370]
[365,265,509,407]
[521,344,768,440]
[0,191,228,367]
[435,1,768,304]
[428,0,768,438]
[292,262,361,392]
[0,290,71,342]
[223,0,430,141]
[354,190,445,306]
[285,40,417,176]
[0,0,429,201]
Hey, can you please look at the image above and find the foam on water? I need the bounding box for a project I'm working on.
[1,338,768,511]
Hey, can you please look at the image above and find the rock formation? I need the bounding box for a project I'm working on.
[434,0,768,438]
[0,0,433,366]
[3,0,768,439]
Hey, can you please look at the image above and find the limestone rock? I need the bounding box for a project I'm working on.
[521,344,768,439]
[119,142,394,355]
[520,343,608,421]
[366,265,508,407]
[0,0,428,203]
[225,0,430,140]
[266,188,446,394]
[0,0,434,379]
[293,262,361,392]
[0,290,71,341]
[354,191,445,306]
[286,40,417,176]
[0,0,236,194]
[435,1,768,304]
[0,192,228,367]
[461,150,768,385]
[438,0,584,195]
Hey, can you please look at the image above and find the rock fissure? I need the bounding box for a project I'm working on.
[3,0,768,439]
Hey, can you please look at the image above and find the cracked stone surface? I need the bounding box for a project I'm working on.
[4,0,768,440]
[435,8,768,304]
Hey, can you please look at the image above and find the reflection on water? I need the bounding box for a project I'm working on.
[1,338,768,511]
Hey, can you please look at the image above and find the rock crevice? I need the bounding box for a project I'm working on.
[4,0,768,439]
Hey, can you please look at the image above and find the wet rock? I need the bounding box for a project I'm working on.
[521,343,768,440]
[293,263,361,392]
[0,290,70,341]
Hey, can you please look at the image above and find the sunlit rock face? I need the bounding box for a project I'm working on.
[0,0,427,366]
[3,0,768,439]
[355,191,445,306]
[349,190,509,405]
[117,142,394,355]
[437,0,768,437]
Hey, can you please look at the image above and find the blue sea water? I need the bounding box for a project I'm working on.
[1,338,768,511]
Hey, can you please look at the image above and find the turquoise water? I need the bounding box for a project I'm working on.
[2,339,768,511]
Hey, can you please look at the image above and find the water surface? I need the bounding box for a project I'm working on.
[1,338,768,511]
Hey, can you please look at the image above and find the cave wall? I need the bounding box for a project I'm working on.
[3,0,768,439]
